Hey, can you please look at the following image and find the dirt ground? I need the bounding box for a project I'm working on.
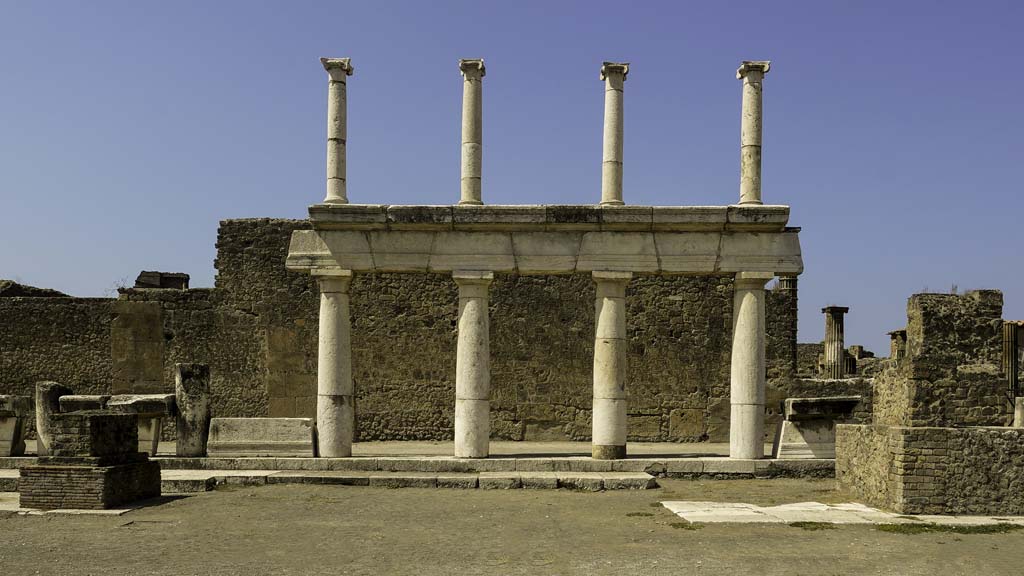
[1,478,1021,576]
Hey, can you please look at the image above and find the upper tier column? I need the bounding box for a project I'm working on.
[730,272,773,459]
[459,59,486,205]
[592,271,632,459]
[322,58,354,205]
[453,271,493,457]
[737,60,770,205]
[315,269,354,457]
[600,62,629,206]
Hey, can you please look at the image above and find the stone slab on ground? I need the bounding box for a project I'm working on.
[661,500,1024,526]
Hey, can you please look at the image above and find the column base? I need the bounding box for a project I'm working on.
[592,444,626,460]
[454,398,490,458]
[729,403,765,460]
[316,394,354,458]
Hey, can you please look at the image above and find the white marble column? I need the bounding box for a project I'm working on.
[736,60,770,205]
[459,59,485,205]
[315,269,354,457]
[600,62,629,206]
[321,57,354,205]
[730,272,773,459]
[453,271,493,457]
[592,271,632,459]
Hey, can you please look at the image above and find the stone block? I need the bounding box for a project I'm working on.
[19,460,161,510]
[436,474,479,489]
[520,472,559,489]
[557,473,604,491]
[48,412,139,459]
[478,472,521,489]
[207,418,316,457]
[601,472,657,490]
[368,473,437,488]
[59,395,109,412]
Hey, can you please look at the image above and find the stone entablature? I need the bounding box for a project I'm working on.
[287,204,802,277]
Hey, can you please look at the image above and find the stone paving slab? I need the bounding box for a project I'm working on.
[662,501,1024,526]
[0,492,180,516]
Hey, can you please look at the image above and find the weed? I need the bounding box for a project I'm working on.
[876,523,1023,535]
[788,521,837,531]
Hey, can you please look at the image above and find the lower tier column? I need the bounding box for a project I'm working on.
[315,270,354,458]
[592,271,631,459]
[454,271,494,458]
[730,272,773,459]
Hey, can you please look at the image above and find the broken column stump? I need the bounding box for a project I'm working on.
[19,411,161,510]
[175,363,211,457]
[34,381,73,456]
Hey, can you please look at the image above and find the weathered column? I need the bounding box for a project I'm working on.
[730,272,772,460]
[600,62,629,206]
[822,306,849,379]
[1004,322,1020,397]
[453,271,493,457]
[174,363,211,457]
[322,57,354,205]
[592,271,632,459]
[777,276,799,376]
[315,269,354,457]
[736,60,770,205]
[889,329,907,361]
[34,381,72,456]
[459,59,485,205]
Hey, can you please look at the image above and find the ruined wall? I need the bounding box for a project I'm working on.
[1,218,808,443]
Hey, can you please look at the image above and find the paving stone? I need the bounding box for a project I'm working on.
[600,472,657,490]
[368,473,438,488]
[519,472,559,489]
[557,473,604,491]
[478,472,521,489]
[435,474,478,489]
[665,460,704,475]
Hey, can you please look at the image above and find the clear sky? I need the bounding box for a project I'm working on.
[1,1,1021,354]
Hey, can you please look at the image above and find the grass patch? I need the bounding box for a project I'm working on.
[626,512,655,517]
[669,522,703,530]
[788,521,837,531]
[876,523,1023,535]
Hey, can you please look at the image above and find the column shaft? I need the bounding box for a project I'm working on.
[822,307,848,379]
[737,61,770,205]
[592,271,631,459]
[322,58,354,205]
[454,271,493,457]
[316,271,354,457]
[1004,322,1020,397]
[459,59,485,205]
[730,273,771,459]
[600,62,629,205]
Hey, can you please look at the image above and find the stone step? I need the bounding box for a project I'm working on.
[159,470,657,492]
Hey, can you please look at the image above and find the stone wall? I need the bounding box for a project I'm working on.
[837,424,1024,515]
[1,218,809,443]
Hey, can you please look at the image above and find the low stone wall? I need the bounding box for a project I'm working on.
[837,424,1024,515]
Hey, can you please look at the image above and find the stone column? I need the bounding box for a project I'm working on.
[600,62,629,206]
[34,381,72,456]
[889,329,907,361]
[822,306,849,379]
[175,363,211,457]
[315,269,355,457]
[453,271,493,457]
[592,271,632,459]
[730,272,772,460]
[1004,322,1020,397]
[459,59,486,205]
[736,61,771,205]
[322,57,354,205]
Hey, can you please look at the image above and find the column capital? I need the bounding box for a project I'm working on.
[313,268,353,293]
[321,57,354,81]
[734,271,773,288]
[821,306,850,315]
[592,271,633,283]
[453,270,494,286]
[459,58,486,79]
[600,62,629,81]
[736,60,770,80]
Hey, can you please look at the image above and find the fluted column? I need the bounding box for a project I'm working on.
[730,272,772,459]
[592,271,631,459]
[736,60,770,205]
[600,62,629,206]
[316,270,354,457]
[822,306,849,379]
[454,271,493,457]
[459,59,485,205]
[322,58,354,205]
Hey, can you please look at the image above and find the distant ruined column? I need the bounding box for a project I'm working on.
[730,272,773,459]
[453,271,493,457]
[1003,322,1020,398]
[888,329,907,361]
[459,59,486,205]
[592,271,632,459]
[322,57,354,204]
[316,270,355,457]
[600,62,629,206]
[174,363,211,457]
[822,306,849,379]
[736,61,770,205]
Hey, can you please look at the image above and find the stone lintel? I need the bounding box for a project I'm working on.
[459,58,486,78]
[600,62,629,81]
[321,57,354,80]
[736,60,771,79]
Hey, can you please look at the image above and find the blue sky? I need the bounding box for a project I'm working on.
[1,1,1021,354]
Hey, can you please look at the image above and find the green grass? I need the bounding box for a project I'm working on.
[788,521,837,531]
[876,523,1023,535]
[626,512,655,517]
[669,522,703,530]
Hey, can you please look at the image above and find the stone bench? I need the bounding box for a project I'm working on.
[772,396,860,459]
[0,395,34,456]
[207,418,316,457]
[106,394,177,456]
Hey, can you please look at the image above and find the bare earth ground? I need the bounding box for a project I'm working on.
[1,478,1021,576]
